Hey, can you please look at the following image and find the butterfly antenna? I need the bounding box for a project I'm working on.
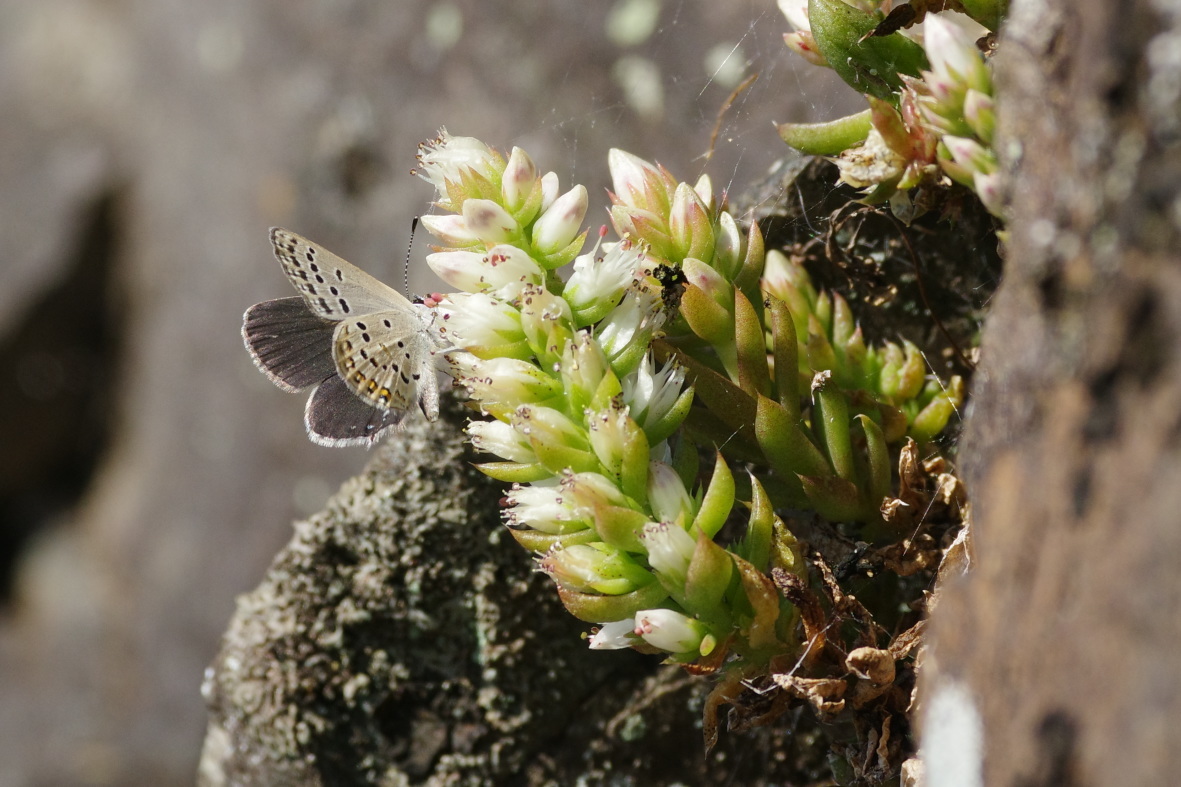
[405,216,418,297]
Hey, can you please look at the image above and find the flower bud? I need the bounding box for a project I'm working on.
[942,135,997,175]
[609,205,675,260]
[973,170,1004,217]
[452,355,562,407]
[557,331,611,407]
[587,398,637,477]
[539,171,561,211]
[562,471,632,520]
[502,146,538,212]
[462,198,520,245]
[778,0,811,32]
[922,14,991,96]
[633,608,712,654]
[541,543,650,595]
[531,184,589,257]
[669,182,715,263]
[784,30,828,66]
[518,284,575,364]
[608,149,676,214]
[512,404,587,450]
[693,174,716,214]
[419,213,480,247]
[646,461,695,526]
[962,89,996,145]
[467,418,536,464]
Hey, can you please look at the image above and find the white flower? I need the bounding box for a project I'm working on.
[640,521,696,586]
[777,0,810,31]
[452,355,561,405]
[440,292,525,352]
[588,619,639,650]
[622,354,687,430]
[504,480,588,535]
[564,235,646,319]
[596,287,666,364]
[427,244,543,295]
[414,128,501,204]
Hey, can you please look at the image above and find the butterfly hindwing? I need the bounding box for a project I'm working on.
[269,227,413,320]
[332,311,441,420]
[305,374,407,447]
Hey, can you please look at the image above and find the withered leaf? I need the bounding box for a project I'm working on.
[860,1,969,40]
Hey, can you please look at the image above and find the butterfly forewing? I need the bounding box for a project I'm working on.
[332,312,441,420]
[242,297,337,392]
[270,227,413,320]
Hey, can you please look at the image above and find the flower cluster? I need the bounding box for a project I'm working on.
[414,131,962,668]
[908,13,1000,214]
[776,1,1005,218]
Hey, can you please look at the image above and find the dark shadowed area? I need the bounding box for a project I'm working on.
[0,0,860,783]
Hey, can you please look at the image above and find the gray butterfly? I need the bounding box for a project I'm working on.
[242,227,443,446]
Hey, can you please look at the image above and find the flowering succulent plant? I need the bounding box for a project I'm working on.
[776,0,1005,218]
[408,130,964,671]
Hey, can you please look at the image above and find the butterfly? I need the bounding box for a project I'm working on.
[242,227,444,446]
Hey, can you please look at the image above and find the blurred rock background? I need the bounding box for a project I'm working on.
[0,0,856,783]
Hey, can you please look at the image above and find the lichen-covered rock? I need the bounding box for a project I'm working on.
[199,397,629,785]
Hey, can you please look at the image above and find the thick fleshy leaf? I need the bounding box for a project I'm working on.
[692,453,735,540]
[768,296,801,419]
[808,0,929,100]
[812,372,856,484]
[799,473,866,521]
[777,108,873,155]
[508,528,599,554]
[735,290,771,398]
[755,394,831,480]
[684,532,734,616]
[475,461,553,483]
[556,581,669,623]
[731,553,781,653]
[857,413,891,515]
